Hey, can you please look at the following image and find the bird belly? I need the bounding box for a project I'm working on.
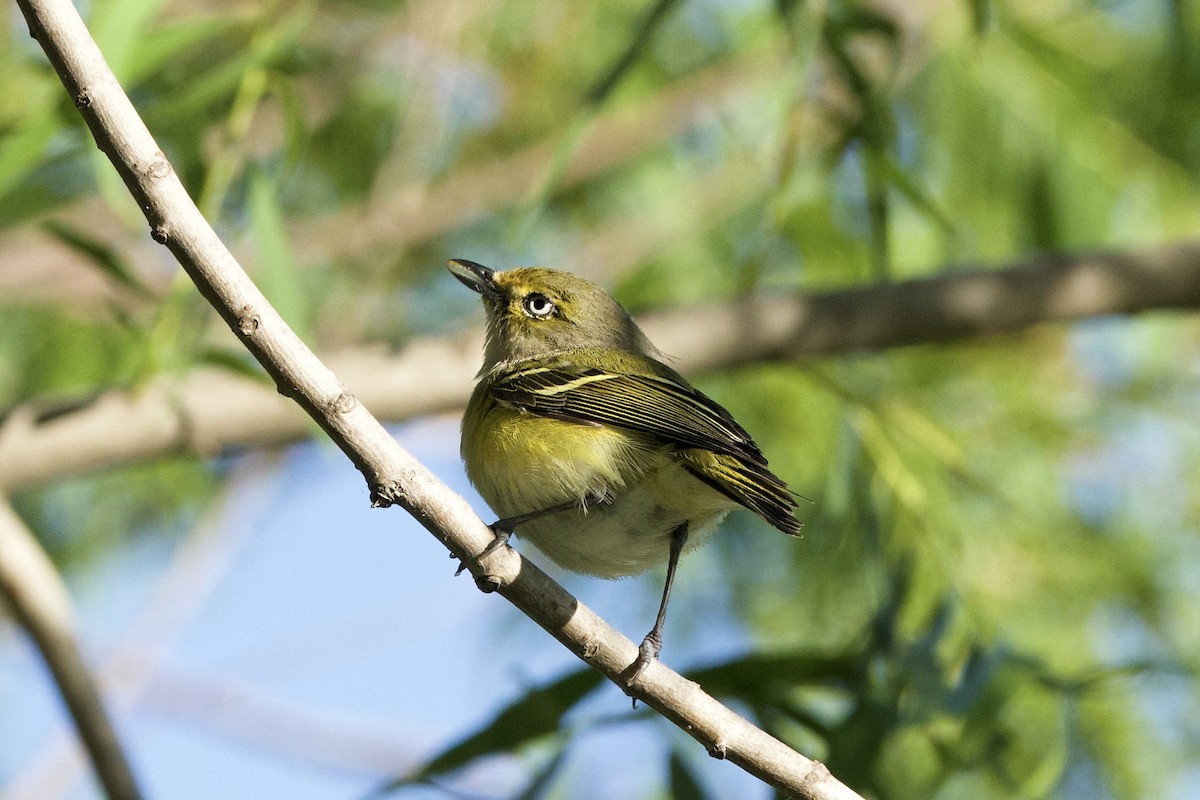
[463,399,735,578]
[518,455,734,579]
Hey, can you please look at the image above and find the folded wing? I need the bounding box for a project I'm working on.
[491,358,801,535]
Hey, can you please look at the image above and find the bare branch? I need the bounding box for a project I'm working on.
[0,496,144,800]
[8,459,278,800]
[3,240,1198,492]
[15,0,862,796]
[0,337,479,491]
[646,240,1200,369]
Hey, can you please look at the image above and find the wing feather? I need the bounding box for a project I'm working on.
[492,364,763,461]
[489,358,800,535]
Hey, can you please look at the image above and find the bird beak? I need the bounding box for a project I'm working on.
[447,259,502,301]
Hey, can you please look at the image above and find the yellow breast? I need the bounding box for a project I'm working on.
[462,390,652,518]
[461,386,738,577]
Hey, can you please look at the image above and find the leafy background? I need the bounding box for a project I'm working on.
[2,0,1199,798]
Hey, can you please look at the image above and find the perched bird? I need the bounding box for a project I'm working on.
[449,259,800,681]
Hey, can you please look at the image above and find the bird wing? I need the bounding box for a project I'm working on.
[489,357,801,535]
[490,361,764,461]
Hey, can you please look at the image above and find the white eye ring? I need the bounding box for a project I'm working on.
[523,293,555,318]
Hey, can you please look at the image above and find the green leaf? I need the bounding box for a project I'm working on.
[966,0,992,34]
[774,0,805,23]
[247,168,307,338]
[124,16,241,87]
[194,348,271,384]
[88,0,170,81]
[879,154,955,237]
[585,0,684,105]
[668,750,710,800]
[303,93,398,202]
[515,741,572,800]
[0,108,59,203]
[827,3,899,40]
[40,219,151,297]
[686,652,863,702]
[368,668,605,796]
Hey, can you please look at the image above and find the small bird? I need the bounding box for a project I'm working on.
[449,259,801,681]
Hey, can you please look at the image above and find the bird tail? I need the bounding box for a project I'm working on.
[678,449,802,535]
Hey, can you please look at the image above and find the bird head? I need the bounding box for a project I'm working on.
[447,259,659,371]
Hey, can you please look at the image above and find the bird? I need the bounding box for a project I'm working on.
[448,258,801,682]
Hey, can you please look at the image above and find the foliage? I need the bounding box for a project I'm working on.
[2,0,1199,798]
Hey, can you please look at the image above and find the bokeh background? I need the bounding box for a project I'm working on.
[2,0,1200,798]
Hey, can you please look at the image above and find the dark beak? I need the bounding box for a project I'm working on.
[447,259,502,300]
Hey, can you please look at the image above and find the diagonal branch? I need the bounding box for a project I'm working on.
[3,239,1198,492]
[0,496,144,800]
[14,0,862,797]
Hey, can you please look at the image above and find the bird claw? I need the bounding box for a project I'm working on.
[480,526,513,559]
[626,631,662,687]
[453,527,512,578]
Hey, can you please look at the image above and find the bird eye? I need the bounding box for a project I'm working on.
[523,293,556,318]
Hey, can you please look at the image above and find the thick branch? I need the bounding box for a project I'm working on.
[3,240,1198,492]
[648,240,1200,370]
[0,338,480,492]
[0,497,143,800]
[15,0,861,797]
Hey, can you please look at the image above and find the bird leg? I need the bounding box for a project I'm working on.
[628,523,689,685]
[457,493,610,576]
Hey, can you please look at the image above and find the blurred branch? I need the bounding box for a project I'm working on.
[4,239,1200,492]
[6,459,269,800]
[0,338,479,491]
[645,239,1200,369]
[0,496,144,800]
[15,1,862,798]
[293,52,772,264]
[138,665,419,777]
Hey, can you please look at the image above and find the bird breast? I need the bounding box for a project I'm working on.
[462,398,734,577]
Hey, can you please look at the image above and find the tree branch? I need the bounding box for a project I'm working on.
[15,0,862,797]
[3,240,1198,492]
[0,496,144,800]
[7,458,279,800]
[648,240,1200,369]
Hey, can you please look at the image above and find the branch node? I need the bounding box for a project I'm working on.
[74,90,92,108]
[369,480,406,509]
[141,153,172,179]
[474,574,502,593]
[236,306,261,337]
[803,760,833,786]
[707,739,729,760]
[149,224,168,244]
[326,391,357,415]
[580,636,600,659]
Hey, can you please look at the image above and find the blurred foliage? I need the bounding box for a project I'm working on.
[2,0,1200,798]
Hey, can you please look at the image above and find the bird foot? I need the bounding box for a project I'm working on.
[453,527,512,578]
[480,526,513,559]
[626,631,662,687]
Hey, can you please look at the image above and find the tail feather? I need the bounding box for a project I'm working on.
[678,449,801,535]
